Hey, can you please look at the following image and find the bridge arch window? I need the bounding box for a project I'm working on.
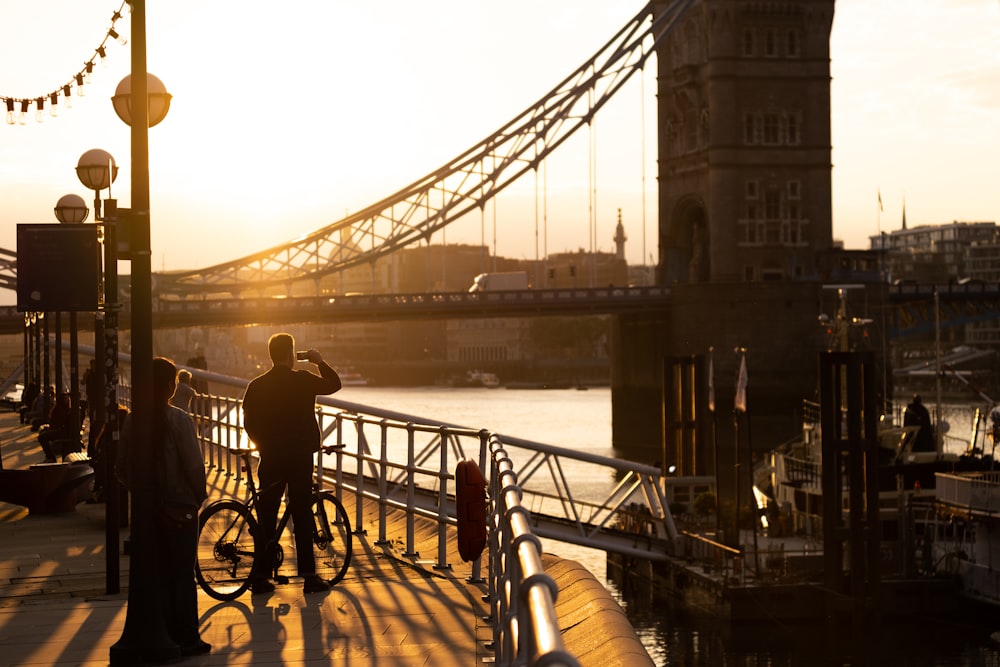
[764,28,778,57]
[784,113,801,145]
[787,29,801,57]
[746,180,759,199]
[787,180,801,200]
[762,113,780,144]
[743,28,755,56]
[764,189,780,220]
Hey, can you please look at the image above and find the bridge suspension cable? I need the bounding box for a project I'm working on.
[146,0,694,299]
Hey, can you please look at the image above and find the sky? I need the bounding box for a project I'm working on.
[0,0,998,281]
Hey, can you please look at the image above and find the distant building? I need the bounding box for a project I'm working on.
[868,221,999,284]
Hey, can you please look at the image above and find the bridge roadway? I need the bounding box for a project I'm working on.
[0,285,672,334]
[2,280,999,336]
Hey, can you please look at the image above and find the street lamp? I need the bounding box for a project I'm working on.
[53,194,90,451]
[76,149,118,221]
[53,194,89,224]
[109,2,176,662]
[111,73,171,128]
[75,150,122,598]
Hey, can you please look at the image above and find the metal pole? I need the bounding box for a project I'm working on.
[103,202,121,596]
[54,313,63,396]
[42,314,50,416]
[69,312,80,444]
[109,0,178,662]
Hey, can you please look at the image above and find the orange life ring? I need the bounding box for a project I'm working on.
[455,459,487,562]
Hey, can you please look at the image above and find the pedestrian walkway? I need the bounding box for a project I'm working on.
[0,410,491,666]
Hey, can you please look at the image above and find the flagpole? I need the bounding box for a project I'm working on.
[708,346,720,536]
[734,348,759,578]
[732,350,746,551]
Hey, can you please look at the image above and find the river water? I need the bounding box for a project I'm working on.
[342,385,1000,666]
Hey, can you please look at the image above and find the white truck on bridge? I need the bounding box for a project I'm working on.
[467,271,529,293]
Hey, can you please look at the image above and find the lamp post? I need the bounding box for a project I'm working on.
[109,1,175,663]
[53,194,89,444]
[75,151,123,597]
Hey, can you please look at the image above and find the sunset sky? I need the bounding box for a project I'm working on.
[0,0,998,284]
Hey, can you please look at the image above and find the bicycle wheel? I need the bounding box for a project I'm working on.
[196,499,258,601]
[310,491,352,585]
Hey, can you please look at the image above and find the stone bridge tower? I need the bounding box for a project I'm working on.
[613,2,842,480]
[654,0,836,285]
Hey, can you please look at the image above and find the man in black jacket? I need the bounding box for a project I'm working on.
[242,333,341,594]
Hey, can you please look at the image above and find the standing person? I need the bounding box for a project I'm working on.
[903,394,935,453]
[117,357,210,656]
[170,369,198,413]
[241,333,342,594]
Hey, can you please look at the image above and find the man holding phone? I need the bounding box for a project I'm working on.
[241,332,342,594]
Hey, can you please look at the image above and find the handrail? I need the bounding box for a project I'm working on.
[178,385,587,666]
[489,435,581,667]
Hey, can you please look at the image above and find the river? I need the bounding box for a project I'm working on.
[342,385,1000,666]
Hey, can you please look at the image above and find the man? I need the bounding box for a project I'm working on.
[903,394,935,453]
[241,333,342,594]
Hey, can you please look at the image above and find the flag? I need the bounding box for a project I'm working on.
[734,353,748,412]
[707,348,715,412]
[878,189,883,212]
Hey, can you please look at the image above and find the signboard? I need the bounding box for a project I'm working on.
[16,224,99,312]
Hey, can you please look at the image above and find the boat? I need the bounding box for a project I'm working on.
[765,400,993,538]
[931,467,1000,607]
[336,367,369,387]
[450,370,500,388]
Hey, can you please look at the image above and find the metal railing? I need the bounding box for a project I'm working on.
[174,371,657,666]
[489,436,580,667]
[936,470,1000,515]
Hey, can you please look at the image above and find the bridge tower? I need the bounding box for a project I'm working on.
[653,0,836,285]
[612,3,844,543]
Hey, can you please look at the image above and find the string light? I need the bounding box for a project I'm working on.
[0,2,128,127]
[107,28,127,46]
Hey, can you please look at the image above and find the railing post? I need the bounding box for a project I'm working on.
[353,415,367,535]
[334,412,345,493]
[468,429,490,584]
[404,423,418,558]
[375,419,390,546]
[434,426,452,571]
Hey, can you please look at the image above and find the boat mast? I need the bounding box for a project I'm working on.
[934,291,942,454]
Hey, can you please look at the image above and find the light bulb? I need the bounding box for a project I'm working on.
[63,85,73,109]
[34,98,44,123]
[97,46,108,68]
[4,99,14,125]
[108,28,127,45]
[84,61,94,84]
[49,93,59,117]
[18,100,29,125]
[75,74,85,96]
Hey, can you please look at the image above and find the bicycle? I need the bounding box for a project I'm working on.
[195,444,353,601]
